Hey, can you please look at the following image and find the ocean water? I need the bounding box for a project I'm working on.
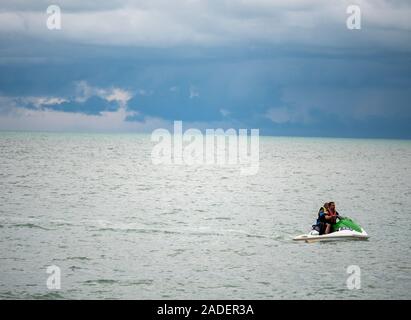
[0,132,410,299]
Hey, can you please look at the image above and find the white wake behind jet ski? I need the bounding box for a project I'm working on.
[293,217,368,242]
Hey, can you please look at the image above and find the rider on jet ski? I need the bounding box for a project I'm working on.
[313,201,340,235]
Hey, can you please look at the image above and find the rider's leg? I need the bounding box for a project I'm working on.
[325,223,331,234]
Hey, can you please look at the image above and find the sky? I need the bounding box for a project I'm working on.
[0,0,410,138]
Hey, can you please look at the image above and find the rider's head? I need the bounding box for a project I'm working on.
[328,201,335,212]
[323,202,329,210]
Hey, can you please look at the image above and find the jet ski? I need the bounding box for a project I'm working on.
[293,217,368,242]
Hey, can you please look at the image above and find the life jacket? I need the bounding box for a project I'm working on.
[313,207,328,234]
[317,207,328,223]
[328,210,338,223]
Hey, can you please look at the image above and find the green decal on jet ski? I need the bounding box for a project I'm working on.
[333,217,362,233]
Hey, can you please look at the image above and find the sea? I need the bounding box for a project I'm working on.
[0,131,410,299]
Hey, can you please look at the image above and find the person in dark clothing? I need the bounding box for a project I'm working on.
[313,202,329,235]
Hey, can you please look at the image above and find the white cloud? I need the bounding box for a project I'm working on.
[0,82,133,112]
[74,81,102,103]
[74,81,132,106]
[22,96,68,108]
[105,88,132,107]
[0,101,239,133]
[0,81,141,131]
[0,104,168,132]
[0,95,68,112]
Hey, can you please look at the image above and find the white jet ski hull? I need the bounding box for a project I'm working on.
[293,229,369,242]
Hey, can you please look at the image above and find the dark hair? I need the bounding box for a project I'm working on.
[329,201,335,206]
[323,202,329,209]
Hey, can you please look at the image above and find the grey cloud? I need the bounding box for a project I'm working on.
[0,1,410,50]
